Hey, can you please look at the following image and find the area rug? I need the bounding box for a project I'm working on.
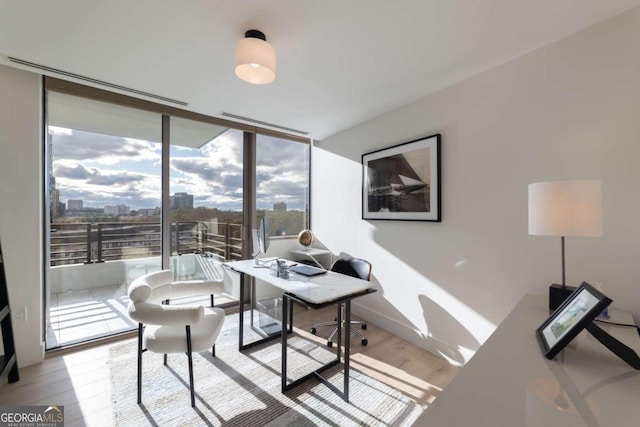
[109,313,424,426]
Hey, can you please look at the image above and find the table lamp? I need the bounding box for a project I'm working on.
[528,180,602,311]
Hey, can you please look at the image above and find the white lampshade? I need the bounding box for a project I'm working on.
[528,180,602,237]
[234,30,276,85]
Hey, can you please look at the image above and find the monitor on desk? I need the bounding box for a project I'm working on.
[252,217,270,265]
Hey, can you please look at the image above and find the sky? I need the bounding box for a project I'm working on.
[50,126,309,212]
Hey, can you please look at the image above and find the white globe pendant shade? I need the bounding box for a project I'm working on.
[235,30,276,84]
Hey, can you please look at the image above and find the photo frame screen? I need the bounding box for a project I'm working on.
[536,282,611,360]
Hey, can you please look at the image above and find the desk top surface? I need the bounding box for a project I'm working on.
[414,294,640,427]
[223,259,373,305]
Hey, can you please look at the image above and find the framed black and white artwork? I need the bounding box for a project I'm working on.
[362,134,441,221]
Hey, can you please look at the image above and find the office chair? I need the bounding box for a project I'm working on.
[310,257,371,347]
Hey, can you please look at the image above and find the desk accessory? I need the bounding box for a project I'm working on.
[269,259,289,279]
[297,229,314,250]
[528,180,602,311]
[289,264,327,277]
[536,282,640,369]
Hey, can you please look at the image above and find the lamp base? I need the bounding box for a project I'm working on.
[549,283,577,312]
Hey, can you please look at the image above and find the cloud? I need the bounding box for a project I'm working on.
[50,129,160,164]
[54,163,92,179]
[171,157,243,194]
[54,161,146,186]
[172,158,227,181]
[256,136,308,167]
[87,171,144,186]
[264,180,308,197]
[50,128,310,212]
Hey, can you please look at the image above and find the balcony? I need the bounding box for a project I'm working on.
[47,221,243,349]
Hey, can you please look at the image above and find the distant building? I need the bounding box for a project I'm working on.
[104,204,131,216]
[273,202,287,212]
[51,188,60,218]
[67,199,83,210]
[170,192,194,209]
[66,207,104,217]
[137,208,161,217]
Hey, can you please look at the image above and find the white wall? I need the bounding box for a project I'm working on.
[0,65,44,367]
[313,8,640,365]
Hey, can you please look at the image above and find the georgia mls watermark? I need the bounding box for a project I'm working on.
[0,406,64,427]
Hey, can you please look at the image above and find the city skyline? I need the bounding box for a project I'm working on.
[57,196,289,214]
[49,127,309,212]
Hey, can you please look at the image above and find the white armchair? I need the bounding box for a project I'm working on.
[128,270,225,407]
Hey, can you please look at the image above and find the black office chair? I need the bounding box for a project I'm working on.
[310,257,371,347]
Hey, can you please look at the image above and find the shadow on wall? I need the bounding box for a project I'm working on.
[372,223,516,330]
[418,294,480,365]
[327,250,481,364]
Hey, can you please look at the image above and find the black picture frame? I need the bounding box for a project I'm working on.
[536,282,612,360]
[362,134,441,221]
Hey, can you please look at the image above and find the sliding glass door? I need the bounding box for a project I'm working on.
[46,92,162,348]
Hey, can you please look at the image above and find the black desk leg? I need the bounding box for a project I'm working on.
[289,297,294,333]
[336,302,342,363]
[238,273,245,351]
[280,293,363,402]
[282,294,289,393]
[344,300,351,401]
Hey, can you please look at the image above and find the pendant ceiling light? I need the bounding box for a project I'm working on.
[234,30,276,84]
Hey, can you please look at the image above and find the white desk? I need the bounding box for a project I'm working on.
[414,294,640,426]
[223,259,375,401]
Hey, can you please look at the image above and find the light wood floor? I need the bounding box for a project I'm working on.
[0,305,460,426]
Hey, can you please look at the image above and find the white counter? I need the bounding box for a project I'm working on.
[414,294,640,427]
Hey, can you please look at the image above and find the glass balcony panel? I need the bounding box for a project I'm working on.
[169,119,244,305]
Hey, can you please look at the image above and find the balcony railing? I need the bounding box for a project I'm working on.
[50,221,244,266]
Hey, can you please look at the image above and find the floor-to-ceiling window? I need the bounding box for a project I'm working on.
[44,78,310,349]
[256,134,310,236]
[46,91,162,348]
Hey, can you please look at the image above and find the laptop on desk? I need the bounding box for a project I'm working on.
[289,264,327,277]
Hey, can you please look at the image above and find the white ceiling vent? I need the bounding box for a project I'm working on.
[221,111,309,135]
[8,56,189,106]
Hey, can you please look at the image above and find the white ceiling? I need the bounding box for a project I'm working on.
[1,0,639,140]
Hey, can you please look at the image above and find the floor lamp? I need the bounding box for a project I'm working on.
[528,180,602,311]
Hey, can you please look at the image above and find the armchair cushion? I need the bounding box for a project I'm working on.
[128,302,204,326]
[128,269,224,304]
[128,270,173,303]
[128,282,152,303]
[144,307,225,353]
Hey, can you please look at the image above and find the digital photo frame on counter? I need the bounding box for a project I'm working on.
[536,282,640,369]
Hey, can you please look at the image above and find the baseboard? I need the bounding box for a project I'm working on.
[352,302,474,367]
